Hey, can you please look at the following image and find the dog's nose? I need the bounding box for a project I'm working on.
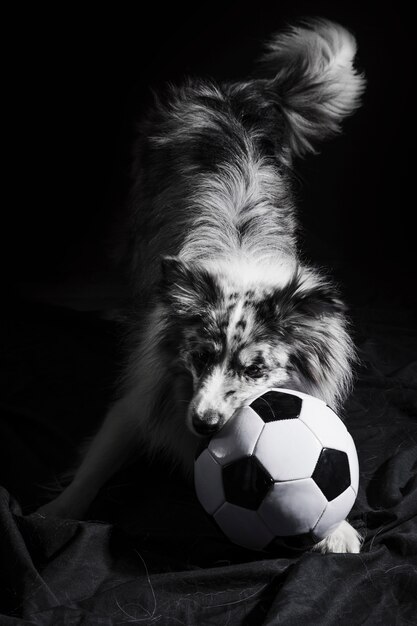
[192,410,222,436]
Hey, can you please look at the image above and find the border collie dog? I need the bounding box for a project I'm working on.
[39,19,365,553]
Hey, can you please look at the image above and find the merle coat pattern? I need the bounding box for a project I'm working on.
[38,19,365,554]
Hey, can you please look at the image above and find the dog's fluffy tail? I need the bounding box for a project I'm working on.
[257,18,366,157]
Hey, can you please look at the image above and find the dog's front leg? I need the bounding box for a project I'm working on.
[36,390,146,519]
[36,308,167,520]
[312,520,362,554]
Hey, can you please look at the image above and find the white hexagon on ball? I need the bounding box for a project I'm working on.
[254,419,322,481]
[344,433,360,495]
[299,398,349,452]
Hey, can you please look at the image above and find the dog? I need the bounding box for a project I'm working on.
[38,18,365,553]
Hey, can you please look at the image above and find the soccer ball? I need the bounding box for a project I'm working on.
[194,388,359,551]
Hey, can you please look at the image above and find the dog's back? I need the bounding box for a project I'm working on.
[125,19,364,305]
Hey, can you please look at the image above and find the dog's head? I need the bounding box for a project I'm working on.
[160,256,354,436]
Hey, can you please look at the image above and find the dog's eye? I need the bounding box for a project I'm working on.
[244,363,264,378]
[192,351,214,376]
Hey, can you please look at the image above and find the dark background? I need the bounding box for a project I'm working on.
[4,1,416,309]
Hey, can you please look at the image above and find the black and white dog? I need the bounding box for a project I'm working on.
[39,19,365,553]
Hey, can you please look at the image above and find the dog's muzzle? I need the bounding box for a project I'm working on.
[191,409,224,436]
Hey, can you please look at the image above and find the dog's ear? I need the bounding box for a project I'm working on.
[258,270,347,328]
[258,18,365,157]
[280,273,347,319]
[160,256,220,316]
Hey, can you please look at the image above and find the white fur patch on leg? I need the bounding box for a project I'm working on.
[312,520,362,554]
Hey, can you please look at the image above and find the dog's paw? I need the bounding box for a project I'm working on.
[35,492,88,520]
[312,520,362,554]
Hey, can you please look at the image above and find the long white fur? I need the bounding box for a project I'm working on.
[180,158,297,264]
[261,19,365,156]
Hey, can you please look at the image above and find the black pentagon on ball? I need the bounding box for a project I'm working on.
[222,456,274,510]
[250,390,302,422]
[312,448,351,501]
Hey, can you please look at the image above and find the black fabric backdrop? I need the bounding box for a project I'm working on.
[1,2,417,624]
[1,300,416,624]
